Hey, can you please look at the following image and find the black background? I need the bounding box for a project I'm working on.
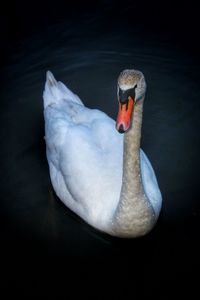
[1,0,199,60]
[0,0,199,298]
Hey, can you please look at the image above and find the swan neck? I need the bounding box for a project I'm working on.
[111,98,155,237]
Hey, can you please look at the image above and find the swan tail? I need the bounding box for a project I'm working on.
[43,71,83,109]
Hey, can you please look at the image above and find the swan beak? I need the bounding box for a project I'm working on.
[116,96,134,133]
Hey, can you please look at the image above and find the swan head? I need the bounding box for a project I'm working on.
[116,69,146,133]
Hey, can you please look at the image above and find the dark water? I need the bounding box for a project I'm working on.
[0,2,199,297]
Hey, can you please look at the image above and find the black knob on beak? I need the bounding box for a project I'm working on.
[119,89,128,104]
[118,85,137,104]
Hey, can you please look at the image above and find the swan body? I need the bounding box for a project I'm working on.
[43,70,162,237]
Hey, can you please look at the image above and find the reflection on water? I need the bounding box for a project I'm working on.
[0,16,199,261]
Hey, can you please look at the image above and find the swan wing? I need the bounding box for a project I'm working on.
[43,72,123,229]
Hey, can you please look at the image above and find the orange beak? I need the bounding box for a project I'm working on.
[116,96,134,133]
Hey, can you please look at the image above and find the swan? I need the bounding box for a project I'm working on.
[43,69,162,238]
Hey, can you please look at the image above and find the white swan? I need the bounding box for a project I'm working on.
[43,69,162,238]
